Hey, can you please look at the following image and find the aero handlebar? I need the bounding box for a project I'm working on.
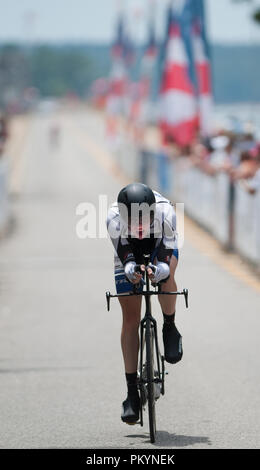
[106,288,188,312]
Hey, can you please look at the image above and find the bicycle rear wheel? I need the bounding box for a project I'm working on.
[145,317,156,443]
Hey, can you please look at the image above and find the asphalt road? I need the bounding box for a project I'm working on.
[0,108,259,449]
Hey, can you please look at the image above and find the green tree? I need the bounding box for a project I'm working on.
[0,44,30,107]
[232,0,260,24]
[30,46,94,97]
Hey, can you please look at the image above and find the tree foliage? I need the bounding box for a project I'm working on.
[253,9,260,22]
[0,43,95,104]
[0,44,30,106]
[232,0,260,24]
[30,46,94,97]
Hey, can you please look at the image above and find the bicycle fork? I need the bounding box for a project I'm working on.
[138,314,165,427]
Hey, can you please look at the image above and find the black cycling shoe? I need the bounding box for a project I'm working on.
[121,392,140,424]
[163,322,183,364]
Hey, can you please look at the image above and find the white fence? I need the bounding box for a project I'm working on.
[169,160,231,247]
[234,184,260,265]
[115,141,260,269]
[0,158,9,235]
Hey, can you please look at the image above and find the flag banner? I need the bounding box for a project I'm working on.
[106,14,129,117]
[136,11,158,125]
[159,7,198,147]
[192,0,213,136]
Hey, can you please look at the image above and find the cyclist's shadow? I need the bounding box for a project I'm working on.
[125,430,211,447]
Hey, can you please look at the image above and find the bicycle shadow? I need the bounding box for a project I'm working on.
[125,430,211,448]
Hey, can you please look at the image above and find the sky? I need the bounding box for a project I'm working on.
[0,0,260,44]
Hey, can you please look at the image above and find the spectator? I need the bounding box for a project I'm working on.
[237,146,260,195]
[237,132,255,152]
[0,112,8,158]
[196,133,238,176]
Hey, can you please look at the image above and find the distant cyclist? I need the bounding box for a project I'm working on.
[49,123,60,148]
[106,183,182,424]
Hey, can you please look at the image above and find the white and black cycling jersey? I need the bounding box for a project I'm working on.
[106,190,178,266]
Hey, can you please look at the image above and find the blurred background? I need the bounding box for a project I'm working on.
[0,0,260,264]
[0,0,260,450]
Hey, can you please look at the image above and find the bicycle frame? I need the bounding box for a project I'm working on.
[138,259,164,410]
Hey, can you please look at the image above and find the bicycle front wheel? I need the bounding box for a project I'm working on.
[145,317,156,443]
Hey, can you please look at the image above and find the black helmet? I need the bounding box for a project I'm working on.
[117,183,155,226]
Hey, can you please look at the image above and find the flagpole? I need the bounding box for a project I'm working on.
[116,0,123,15]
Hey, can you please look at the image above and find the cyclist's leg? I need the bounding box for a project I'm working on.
[156,250,182,364]
[119,296,142,373]
[158,251,178,314]
[119,297,142,423]
[114,255,142,373]
[114,258,142,423]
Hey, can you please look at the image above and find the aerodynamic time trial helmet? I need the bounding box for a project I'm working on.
[117,183,156,237]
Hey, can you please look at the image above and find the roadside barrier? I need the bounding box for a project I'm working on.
[234,184,260,266]
[169,159,231,248]
[114,141,260,269]
[0,158,9,236]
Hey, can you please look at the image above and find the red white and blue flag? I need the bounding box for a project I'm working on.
[192,0,213,136]
[142,12,158,91]
[107,14,128,116]
[159,3,198,147]
[132,11,158,124]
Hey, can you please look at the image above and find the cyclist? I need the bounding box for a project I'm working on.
[106,182,183,424]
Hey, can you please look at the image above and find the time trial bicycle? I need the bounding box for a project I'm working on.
[106,253,188,443]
